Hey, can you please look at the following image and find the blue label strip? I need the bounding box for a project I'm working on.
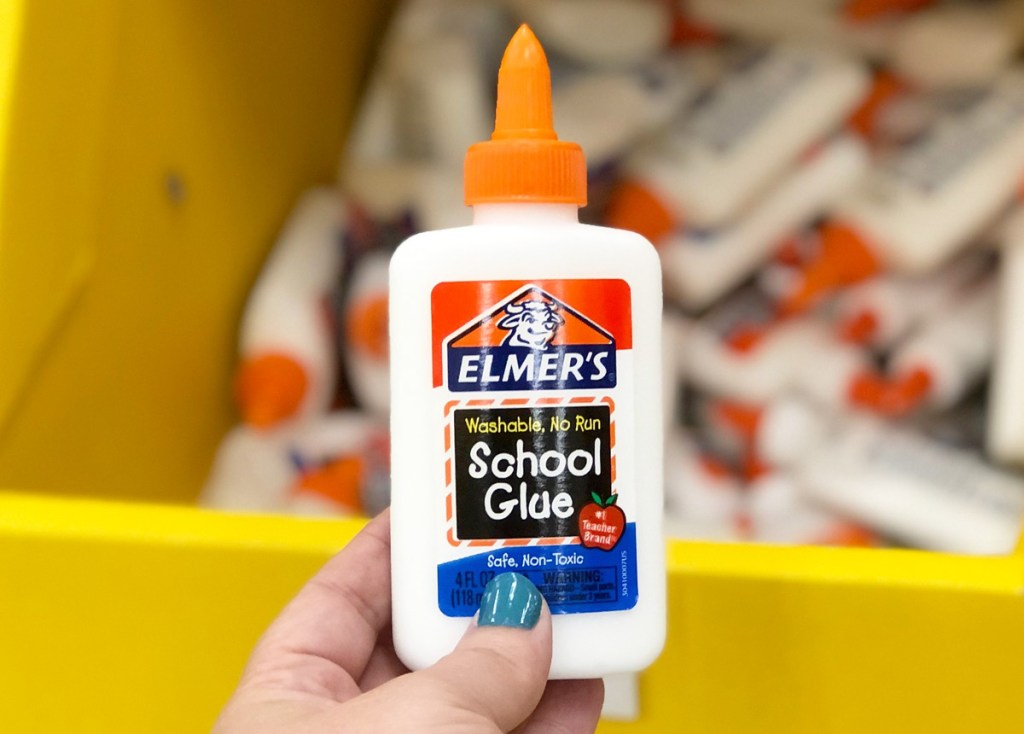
[438,523,638,616]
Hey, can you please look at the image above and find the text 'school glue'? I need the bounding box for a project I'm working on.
[389,25,665,677]
[782,72,1024,312]
[234,188,344,429]
[755,398,1024,555]
[659,134,868,309]
[616,45,868,229]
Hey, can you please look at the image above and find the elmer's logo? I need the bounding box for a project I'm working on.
[444,286,616,392]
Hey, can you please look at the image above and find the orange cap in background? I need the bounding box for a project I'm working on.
[839,309,880,345]
[842,0,935,23]
[877,366,933,416]
[464,25,587,206]
[292,455,365,513]
[811,522,876,548]
[666,0,721,46]
[847,369,888,409]
[711,400,764,445]
[346,293,389,361]
[780,221,882,314]
[235,352,309,429]
[847,70,910,140]
[604,180,676,245]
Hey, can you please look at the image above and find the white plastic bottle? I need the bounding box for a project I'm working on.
[757,398,1024,555]
[234,188,344,429]
[834,250,992,348]
[551,52,714,172]
[990,207,1024,464]
[282,412,391,518]
[341,251,391,417]
[883,276,997,414]
[200,426,298,512]
[685,290,880,409]
[663,432,742,542]
[686,0,922,61]
[783,72,1024,311]
[890,1,1024,90]
[620,45,868,227]
[390,25,664,677]
[746,472,873,548]
[660,134,868,309]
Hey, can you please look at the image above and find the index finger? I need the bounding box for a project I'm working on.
[241,510,392,700]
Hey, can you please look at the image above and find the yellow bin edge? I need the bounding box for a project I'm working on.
[2,491,1023,734]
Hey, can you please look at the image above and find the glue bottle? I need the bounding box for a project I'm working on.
[389,25,665,677]
[782,72,1024,312]
[234,188,344,429]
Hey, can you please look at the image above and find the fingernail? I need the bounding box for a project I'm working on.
[478,572,542,629]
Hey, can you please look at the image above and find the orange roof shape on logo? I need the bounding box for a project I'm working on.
[447,286,614,349]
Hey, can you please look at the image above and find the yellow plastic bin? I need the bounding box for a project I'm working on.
[2,2,1024,733]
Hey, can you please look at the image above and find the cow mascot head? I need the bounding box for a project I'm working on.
[497,299,565,349]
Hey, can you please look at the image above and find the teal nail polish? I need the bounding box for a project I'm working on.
[478,572,542,629]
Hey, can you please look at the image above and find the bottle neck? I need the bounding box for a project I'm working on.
[472,203,580,226]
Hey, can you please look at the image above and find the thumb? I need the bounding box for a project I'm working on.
[408,572,552,732]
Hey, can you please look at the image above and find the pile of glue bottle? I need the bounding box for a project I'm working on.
[202,0,1024,556]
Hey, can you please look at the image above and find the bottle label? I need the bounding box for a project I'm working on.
[686,47,814,155]
[885,85,1024,194]
[431,279,639,616]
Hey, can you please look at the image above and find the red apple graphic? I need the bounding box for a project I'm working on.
[578,492,625,550]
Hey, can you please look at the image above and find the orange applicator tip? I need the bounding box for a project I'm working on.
[235,353,309,429]
[847,70,910,139]
[780,221,882,315]
[346,293,390,360]
[847,369,888,409]
[839,309,880,344]
[605,180,675,245]
[292,455,365,513]
[464,24,587,206]
[711,400,764,444]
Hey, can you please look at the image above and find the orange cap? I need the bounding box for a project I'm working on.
[464,25,587,206]
[878,367,933,416]
[235,352,309,429]
[292,455,364,512]
[812,522,875,548]
[847,369,887,409]
[781,221,882,314]
[843,0,934,23]
[604,180,675,245]
[847,70,909,139]
[346,293,389,361]
[711,400,764,445]
[839,309,880,345]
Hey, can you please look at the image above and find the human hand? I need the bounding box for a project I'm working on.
[213,510,604,733]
